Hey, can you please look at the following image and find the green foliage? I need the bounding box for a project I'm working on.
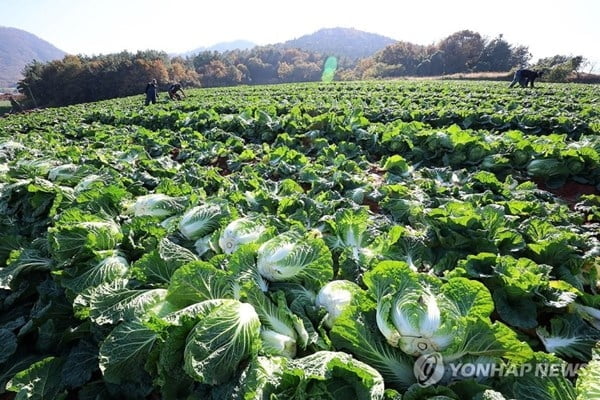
[532,55,586,82]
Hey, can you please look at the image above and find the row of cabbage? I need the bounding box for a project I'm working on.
[83,81,599,137]
[1,80,600,399]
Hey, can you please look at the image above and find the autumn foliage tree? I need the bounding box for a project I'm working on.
[19,51,198,107]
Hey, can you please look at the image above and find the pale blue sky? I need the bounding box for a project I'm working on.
[1,0,598,70]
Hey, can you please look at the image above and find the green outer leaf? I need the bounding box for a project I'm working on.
[0,355,41,394]
[330,299,415,390]
[446,320,534,363]
[61,340,99,388]
[166,260,233,307]
[219,351,386,400]
[7,357,65,400]
[99,320,158,384]
[183,299,261,385]
[441,277,494,319]
[0,248,53,290]
[493,289,538,329]
[271,282,323,349]
[288,351,386,400]
[363,260,418,300]
[88,279,168,325]
[402,383,459,400]
[576,346,600,399]
[156,324,195,400]
[212,355,285,400]
[536,314,600,361]
[497,353,577,400]
[131,238,198,284]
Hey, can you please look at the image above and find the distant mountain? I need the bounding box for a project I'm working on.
[0,26,66,89]
[278,27,397,60]
[185,40,257,56]
[183,28,397,60]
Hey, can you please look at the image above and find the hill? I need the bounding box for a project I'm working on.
[278,27,397,59]
[0,26,66,89]
[185,39,257,56]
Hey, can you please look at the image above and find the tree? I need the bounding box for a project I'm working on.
[375,41,425,75]
[533,55,586,82]
[416,49,445,76]
[438,30,485,74]
[509,45,531,69]
[471,34,530,72]
[429,50,446,76]
[277,60,321,82]
[474,34,513,72]
[170,61,200,87]
[199,60,243,87]
[246,56,277,84]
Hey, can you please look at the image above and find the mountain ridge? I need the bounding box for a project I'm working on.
[0,26,66,89]
[182,27,397,60]
[274,27,397,59]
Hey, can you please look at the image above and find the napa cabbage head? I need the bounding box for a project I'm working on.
[48,163,81,184]
[178,203,229,241]
[246,290,309,359]
[387,285,459,356]
[260,329,297,358]
[323,208,374,261]
[73,174,105,193]
[219,217,267,254]
[61,250,129,293]
[48,162,96,186]
[256,231,333,290]
[129,193,187,217]
[316,280,362,328]
[364,261,494,358]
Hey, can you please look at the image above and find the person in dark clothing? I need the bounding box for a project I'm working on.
[145,79,158,105]
[509,69,544,88]
[168,83,185,100]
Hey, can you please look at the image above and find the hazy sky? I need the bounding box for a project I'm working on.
[1,0,599,70]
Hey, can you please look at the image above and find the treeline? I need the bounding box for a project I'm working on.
[18,51,199,107]
[16,29,588,108]
[350,31,531,78]
[192,47,329,86]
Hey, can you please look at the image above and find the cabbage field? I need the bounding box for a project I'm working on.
[1,80,600,399]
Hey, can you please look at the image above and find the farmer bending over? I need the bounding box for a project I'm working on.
[168,83,185,100]
[509,69,543,88]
